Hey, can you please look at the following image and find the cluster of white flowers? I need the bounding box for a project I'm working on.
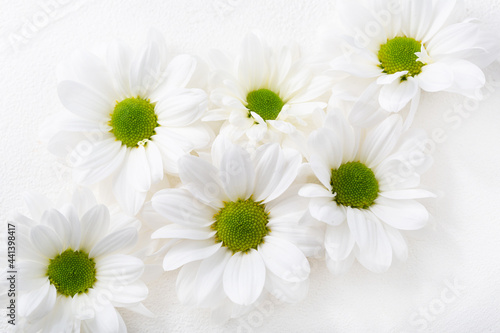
[11,0,499,331]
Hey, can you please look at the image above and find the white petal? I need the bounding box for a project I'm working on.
[309,197,346,226]
[71,50,117,101]
[23,191,53,221]
[307,127,343,170]
[253,145,301,203]
[384,226,408,262]
[58,81,112,121]
[379,77,419,112]
[79,205,110,253]
[299,184,334,198]
[370,197,429,230]
[220,145,255,201]
[223,249,266,305]
[129,38,161,96]
[74,139,126,185]
[380,189,436,200]
[325,251,355,276]
[112,156,147,215]
[96,254,144,284]
[107,40,133,98]
[83,302,120,333]
[30,225,63,258]
[89,227,137,258]
[346,208,392,273]
[194,247,232,305]
[258,236,310,282]
[42,209,71,249]
[158,54,197,91]
[324,223,355,261]
[446,60,485,96]
[155,88,207,127]
[152,224,215,240]
[19,280,56,318]
[360,115,402,167]
[179,155,227,207]
[145,141,164,184]
[417,62,454,92]
[377,71,408,85]
[427,21,479,56]
[176,261,199,305]
[110,280,148,305]
[151,188,215,228]
[162,240,222,271]
[349,83,388,128]
[127,145,152,192]
[71,187,98,217]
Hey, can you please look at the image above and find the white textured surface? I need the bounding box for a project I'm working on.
[1,0,500,332]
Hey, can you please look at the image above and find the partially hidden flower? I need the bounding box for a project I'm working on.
[206,32,331,154]
[324,0,500,127]
[14,188,150,332]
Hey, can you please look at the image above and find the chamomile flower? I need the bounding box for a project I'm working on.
[299,106,434,274]
[151,142,315,308]
[14,189,149,332]
[325,0,500,127]
[46,31,212,215]
[206,32,331,153]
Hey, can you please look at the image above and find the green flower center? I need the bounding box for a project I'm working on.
[212,198,270,253]
[331,161,379,209]
[47,249,97,297]
[246,89,284,121]
[109,97,159,148]
[378,37,425,80]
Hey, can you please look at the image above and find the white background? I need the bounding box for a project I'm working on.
[1,0,500,332]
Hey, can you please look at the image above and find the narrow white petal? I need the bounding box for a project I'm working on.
[107,40,133,98]
[79,205,110,253]
[370,197,429,230]
[163,240,222,271]
[96,254,144,284]
[145,141,164,184]
[129,38,161,96]
[417,62,454,92]
[259,146,301,203]
[151,188,215,228]
[380,189,436,200]
[58,81,112,121]
[23,191,54,222]
[309,197,346,226]
[83,302,120,333]
[379,77,419,113]
[155,88,207,127]
[258,236,310,282]
[179,155,227,207]
[223,249,266,306]
[158,54,197,91]
[324,224,355,261]
[152,224,215,240]
[112,156,147,215]
[111,280,148,305]
[127,145,152,192]
[220,145,255,201]
[30,225,63,258]
[89,227,138,258]
[384,226,408,262]
[299,184,334,198]
[360,115,403,167]
[346,208,392,273]
[194,247,232,304]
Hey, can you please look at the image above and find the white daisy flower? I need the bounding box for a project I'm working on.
[206,32,331,153]
[14,189,150,332]
[299,106,435,274]
[325,0,500,127]
[46,31,212,215]
[151,142,314,308]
